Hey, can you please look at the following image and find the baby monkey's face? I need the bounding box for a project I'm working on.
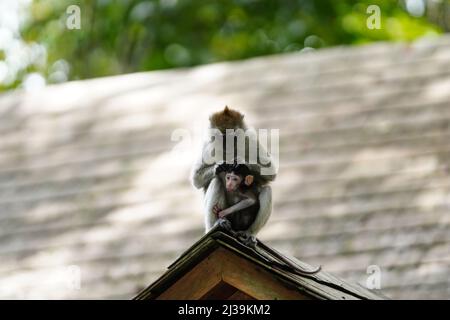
[225,172,242,192]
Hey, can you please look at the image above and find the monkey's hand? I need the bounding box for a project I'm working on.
[212,204,222,217]
[217,209,230,219]
[214,162,228,175]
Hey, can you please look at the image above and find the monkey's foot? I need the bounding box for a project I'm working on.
[244,236,257,248]
[215,218,232,232]
[235,231,257,248]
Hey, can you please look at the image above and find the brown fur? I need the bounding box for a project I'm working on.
[209,106,246,133]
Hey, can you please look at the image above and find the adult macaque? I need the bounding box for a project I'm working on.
[191,113,321,273]
[191,106,276,242]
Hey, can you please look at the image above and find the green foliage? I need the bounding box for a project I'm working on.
[1,0,444,91]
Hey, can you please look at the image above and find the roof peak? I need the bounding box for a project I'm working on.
[135,225,386,300]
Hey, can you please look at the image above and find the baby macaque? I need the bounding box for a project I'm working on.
[213,162,260,232]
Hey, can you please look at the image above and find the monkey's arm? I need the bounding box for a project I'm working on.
[219,191,256,217]
[220,199,256,217]
[246,186,272,236]
[190,139,219,189]
[191,162,216,189]
[204,177,227,232]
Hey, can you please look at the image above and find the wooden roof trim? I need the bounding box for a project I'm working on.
[210,231,382,299]
[155,247,310,300]
[214,239,362,300]
[134,227,385,300]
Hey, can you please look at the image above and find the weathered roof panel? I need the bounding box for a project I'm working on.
[0,35,449,299]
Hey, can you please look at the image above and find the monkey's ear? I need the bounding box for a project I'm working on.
[244,175,254,186]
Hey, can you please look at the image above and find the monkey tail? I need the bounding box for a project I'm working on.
[255,240,322,275]
[222,226,321,276]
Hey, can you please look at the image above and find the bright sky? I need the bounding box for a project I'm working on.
[0,0,46,90]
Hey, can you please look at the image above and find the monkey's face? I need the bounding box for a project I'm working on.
[225,172,242,192]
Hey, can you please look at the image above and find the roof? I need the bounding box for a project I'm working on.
[134,226,385,300]
[0,35,449,299]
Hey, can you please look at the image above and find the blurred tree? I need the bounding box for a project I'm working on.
[425,0,450,31]
[0,0,445,92]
